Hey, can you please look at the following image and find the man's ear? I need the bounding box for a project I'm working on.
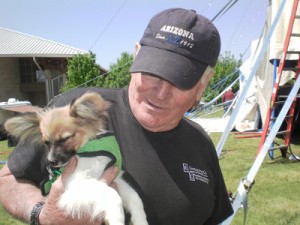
[134,42,141,58]
[196,70,214,102]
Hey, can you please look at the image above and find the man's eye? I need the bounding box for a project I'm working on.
[141,73,158,80]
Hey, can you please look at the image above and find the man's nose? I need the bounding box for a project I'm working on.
[156,79,173,100]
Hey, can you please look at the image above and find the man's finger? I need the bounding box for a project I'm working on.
[51,156,78,193]
[100,165,118,184]
[61,156,78,183]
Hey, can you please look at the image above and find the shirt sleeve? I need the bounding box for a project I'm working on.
[204,162,233,225]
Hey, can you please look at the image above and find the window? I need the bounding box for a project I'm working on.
[19,58,38,83]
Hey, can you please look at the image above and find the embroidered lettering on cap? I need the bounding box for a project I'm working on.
[161,25,194,40]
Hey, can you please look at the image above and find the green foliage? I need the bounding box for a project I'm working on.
[61,51,133,93]
[203,51,242,102]
[61,50,241,99]
[103,52,133,88]
[61,51,104,93]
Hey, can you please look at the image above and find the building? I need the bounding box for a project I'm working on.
[0,27,89,107]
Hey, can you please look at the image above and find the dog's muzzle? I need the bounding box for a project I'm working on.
[48,150,76,168]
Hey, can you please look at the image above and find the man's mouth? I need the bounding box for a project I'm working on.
[146,98,163,110]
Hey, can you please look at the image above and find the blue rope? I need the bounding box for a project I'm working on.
[209,68,239,90]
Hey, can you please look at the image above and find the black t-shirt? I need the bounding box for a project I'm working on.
[8,87,233,225]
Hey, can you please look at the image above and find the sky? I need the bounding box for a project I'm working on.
[1,0,269,69]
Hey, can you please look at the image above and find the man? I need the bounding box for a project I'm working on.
[0,8,233,225]
[222,87,235,114]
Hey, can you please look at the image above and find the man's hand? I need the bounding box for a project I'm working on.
[39,157,119,225]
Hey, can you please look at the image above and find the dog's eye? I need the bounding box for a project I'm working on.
[57,139,66,145]
[57,135,73,145]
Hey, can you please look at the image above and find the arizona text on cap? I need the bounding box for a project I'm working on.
[130,8,221,90]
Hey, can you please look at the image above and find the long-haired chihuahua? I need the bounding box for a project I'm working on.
[4,92,148,225]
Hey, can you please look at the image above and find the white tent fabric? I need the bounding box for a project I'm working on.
[270,0,300,61]
[230,0,300,131]
[191,0,299,133]
[268,0,299,87]
[191,39,262,133]
[234,39,262,132]
[191,116,230,134]
[234,0,300,131]
[257,0,300,124]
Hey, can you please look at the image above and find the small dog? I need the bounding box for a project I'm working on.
[5,92,148,225]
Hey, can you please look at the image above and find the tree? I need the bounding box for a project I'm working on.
[103,52,133,88]
[61,50,240,102]
[203,51,242,102]
[61,52,104,93]
[61,51,133,93]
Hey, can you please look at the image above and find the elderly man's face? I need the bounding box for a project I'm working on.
[128,72,208,132]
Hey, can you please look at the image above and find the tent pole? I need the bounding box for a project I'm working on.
[216,0,287,157]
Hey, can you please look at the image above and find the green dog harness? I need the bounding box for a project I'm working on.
[40,133,122,196]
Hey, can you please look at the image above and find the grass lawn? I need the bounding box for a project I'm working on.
[0,140,26,225]
[211,132,300,225]
[0,131,299,224]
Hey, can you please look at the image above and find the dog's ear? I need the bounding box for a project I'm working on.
[4,112,42,143]
[69,92,110,124]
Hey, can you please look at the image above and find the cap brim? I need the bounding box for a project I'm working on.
[130,46,208,90]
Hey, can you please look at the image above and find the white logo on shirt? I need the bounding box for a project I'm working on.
[183,163,209,184]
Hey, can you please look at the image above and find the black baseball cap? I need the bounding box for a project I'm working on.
[130,8,221,90]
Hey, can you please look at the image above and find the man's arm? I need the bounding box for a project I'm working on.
[0,164,45,222]
[0,157,119,225]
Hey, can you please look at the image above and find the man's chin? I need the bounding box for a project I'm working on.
[137,116,160,131]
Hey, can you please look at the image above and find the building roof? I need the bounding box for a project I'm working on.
[0,27,88,57]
